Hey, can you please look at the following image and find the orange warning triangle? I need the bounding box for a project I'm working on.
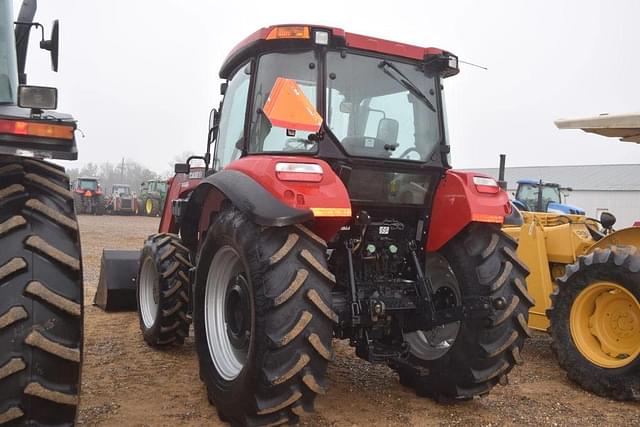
[262,77,323,133]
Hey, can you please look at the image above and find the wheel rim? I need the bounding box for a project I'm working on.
[146,199,153,215]
[404,264,461,360]
[205,245,252,381]
[570,281,640,368]
[139,256,160,329]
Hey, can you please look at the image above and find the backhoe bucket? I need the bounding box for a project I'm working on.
[94,249,140,311]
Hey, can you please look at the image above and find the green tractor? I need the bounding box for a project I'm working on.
[0,1,83,425]
[137,179,167,217]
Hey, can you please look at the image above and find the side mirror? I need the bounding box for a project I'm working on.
[208,108,219,129]
[40,20,59,72]
[174,163,190,174]
[600,211,616,229]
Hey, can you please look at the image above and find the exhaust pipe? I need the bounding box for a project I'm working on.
[498,154,507,190]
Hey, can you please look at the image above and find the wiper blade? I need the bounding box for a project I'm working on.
[379,61,436,112]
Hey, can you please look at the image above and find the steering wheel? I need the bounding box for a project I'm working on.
[398,147,421,159]
[284,138,316,152]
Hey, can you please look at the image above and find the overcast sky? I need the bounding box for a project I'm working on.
[18,0,640,174]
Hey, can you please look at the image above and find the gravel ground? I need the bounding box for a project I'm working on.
[77,215,640,426]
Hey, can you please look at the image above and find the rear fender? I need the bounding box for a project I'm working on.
[181,156,351,249]
[426,170,511,251]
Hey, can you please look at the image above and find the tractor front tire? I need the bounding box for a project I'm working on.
[391,223,533,401]
[0,157,83,426]
[137,233,192,347]
[548,246,640,400]
[194,208,336,426]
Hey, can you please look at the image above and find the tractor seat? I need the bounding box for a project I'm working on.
[341,118,399,158]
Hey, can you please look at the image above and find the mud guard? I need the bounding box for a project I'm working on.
[189,169,313,227]
[181,157,351,249]
[587,227,640,252]
[426,171,511,251]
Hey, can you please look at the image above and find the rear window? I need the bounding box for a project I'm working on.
[78,180,97,190]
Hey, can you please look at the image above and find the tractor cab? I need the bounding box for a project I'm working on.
[111,184,131,196]
[73,176,100,192]
[514,179,584,215]
[207,25,459,216]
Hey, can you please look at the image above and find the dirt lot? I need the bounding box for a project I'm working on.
[77,215,640,426]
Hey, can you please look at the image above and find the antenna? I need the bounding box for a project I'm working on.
[459,60,488,71]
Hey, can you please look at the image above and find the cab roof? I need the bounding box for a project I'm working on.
[220,24,453,79]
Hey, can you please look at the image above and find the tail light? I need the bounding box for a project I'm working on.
[275,163,323,183]
[84,190,92,197]
[0,118,74,140]
[473,176,499,194]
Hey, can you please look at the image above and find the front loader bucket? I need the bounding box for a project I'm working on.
[94,249,140,311]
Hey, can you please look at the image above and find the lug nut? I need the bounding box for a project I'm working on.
[493,297,507,310]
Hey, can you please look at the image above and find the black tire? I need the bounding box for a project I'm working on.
[73,194,81,215]
[0,157,83,426]
[391,223,533,401]
[548,246,640,400]
[194,208,336,426]
[136,233,192,347]
[95,196,105,216]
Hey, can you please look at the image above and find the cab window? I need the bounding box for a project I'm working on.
[249,51,318,154]
[215,63,251,170]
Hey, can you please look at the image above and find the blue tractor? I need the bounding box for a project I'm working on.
[512,179,585,215]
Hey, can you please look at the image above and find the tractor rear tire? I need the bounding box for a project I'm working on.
[391,223,533,401]
[144,198,159,217]
[0,157,83,426]
[137,233,192,347]
[548,246,640,400]
[95,197,105,216]
[194,208,336,426]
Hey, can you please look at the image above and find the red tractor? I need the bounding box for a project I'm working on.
[71,176,104,215]
[131,25,532,425]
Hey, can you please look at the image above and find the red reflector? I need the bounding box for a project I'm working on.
[276,171,322,182]
[475,185,499,194]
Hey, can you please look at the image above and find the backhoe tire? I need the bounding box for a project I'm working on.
[0,157,83,426]
[194,208,336,426]
[137,233,192,347]
[391,223,533,401]
[548,246,640,401]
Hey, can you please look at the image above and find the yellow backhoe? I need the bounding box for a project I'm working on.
[504,113,640,401]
